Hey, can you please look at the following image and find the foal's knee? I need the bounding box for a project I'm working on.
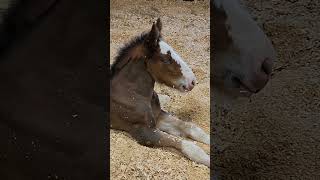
[129,125,161,147]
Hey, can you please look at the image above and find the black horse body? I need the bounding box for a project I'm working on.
[0,0,107,179]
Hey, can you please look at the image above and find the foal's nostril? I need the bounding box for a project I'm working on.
[261,58,273,75]
[191,80,195,86]
[182,85,186,89]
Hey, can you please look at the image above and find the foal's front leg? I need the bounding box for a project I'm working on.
[156,110,210,145]
[129,124,210,167]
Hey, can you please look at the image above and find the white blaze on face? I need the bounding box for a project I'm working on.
[159,40,196,84]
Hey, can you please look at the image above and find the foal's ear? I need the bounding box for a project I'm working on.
[146,22,160,49]
[156,18,162,32]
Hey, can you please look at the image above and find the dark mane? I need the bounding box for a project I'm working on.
[110,32,149,78]
[0,0,58,56]
[0,0,19,54]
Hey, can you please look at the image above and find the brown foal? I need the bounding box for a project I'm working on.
[111,18,210,167]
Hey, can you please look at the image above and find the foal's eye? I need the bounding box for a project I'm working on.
[162,51,173,64]
[163,58,172,64]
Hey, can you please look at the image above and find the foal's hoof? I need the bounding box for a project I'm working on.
[181,140,210,167]
[158,94,171,106]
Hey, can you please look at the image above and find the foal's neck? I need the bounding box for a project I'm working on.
[115,57,155,98]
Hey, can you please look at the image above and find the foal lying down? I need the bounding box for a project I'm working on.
[111,18,210,167]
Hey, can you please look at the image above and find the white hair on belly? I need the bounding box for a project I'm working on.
[159,40,195,80]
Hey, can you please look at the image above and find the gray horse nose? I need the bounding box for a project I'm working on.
[261,58,273,76]
[252,58,273,92]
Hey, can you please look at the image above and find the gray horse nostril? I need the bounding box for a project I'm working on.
[231,76,241,88]
[191,80,195,86]
[182,85,186,89]
[261,58,272,75]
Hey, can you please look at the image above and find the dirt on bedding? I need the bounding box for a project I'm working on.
[212,0,320,179]
[110,0,210,179]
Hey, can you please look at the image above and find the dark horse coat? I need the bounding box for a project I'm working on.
[0,0,107,179]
